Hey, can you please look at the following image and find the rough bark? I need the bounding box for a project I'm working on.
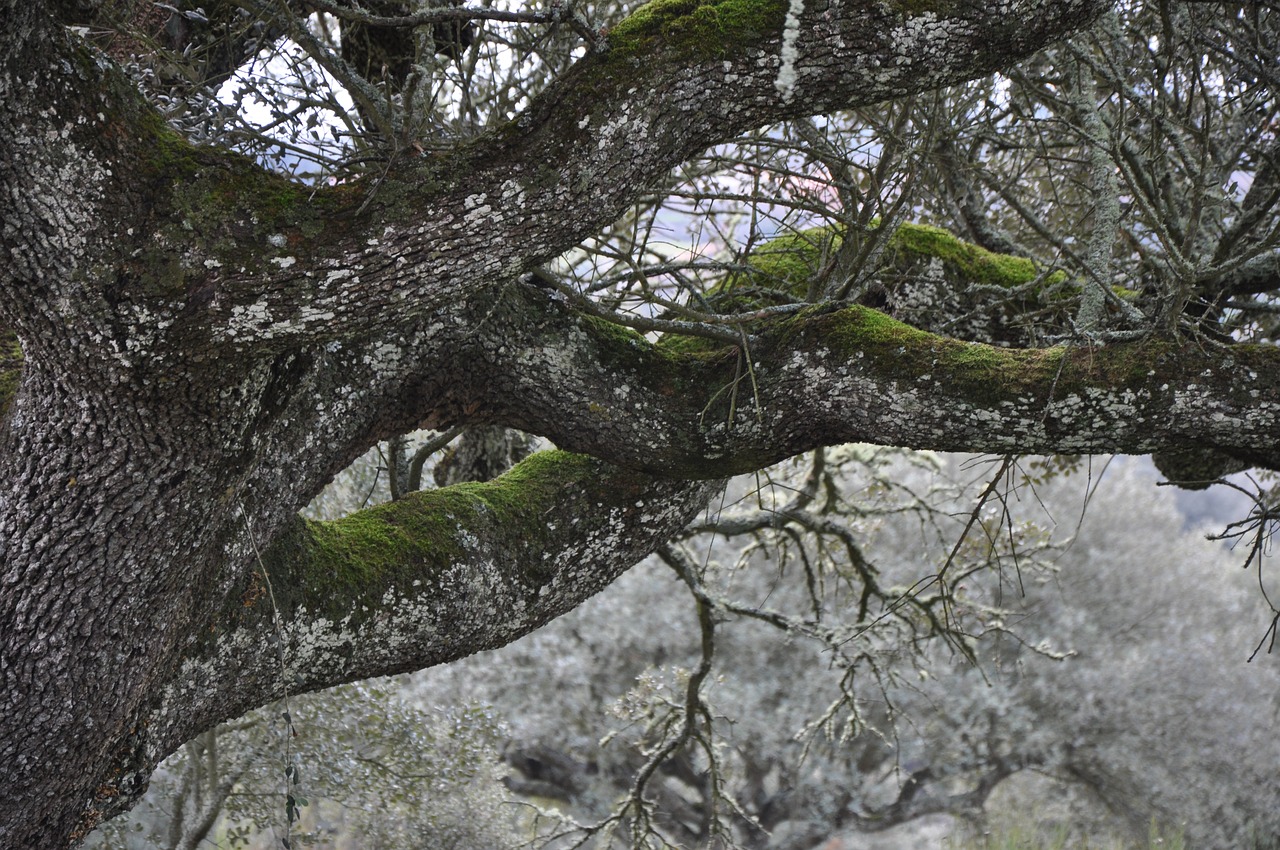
[21,0,1280,847]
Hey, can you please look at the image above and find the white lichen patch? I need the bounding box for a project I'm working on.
[500,179,526,208]
[774,0,805,100]
[294,306,337,324]
[365,341,403,371]
[464,202,494,225]
[324,268,355,285]
[227,301,274,338]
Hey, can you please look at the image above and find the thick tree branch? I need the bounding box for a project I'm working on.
[212,0,1111,344]
[469,283,1280,475]
[3,1,1112,363]
[19,3,1243,847]
[150,452,720,763]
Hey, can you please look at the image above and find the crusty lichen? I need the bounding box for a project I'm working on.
[139,130,322,280]
[887,0,953,14]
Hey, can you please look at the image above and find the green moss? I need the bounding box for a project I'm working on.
[0,329,21,420]
[655,332,731,357]
[608,0,786,59]
[888,0,952,13]
[890,222,1054,288]
[159,146,309,234]
[784,303,1208,408]
[700,222,1063,319]
[578,311,650,350]
[439,449,598,538]
[145,124,204,182]
[787,304,1069,403]
[579,311,729,377]
[820,303,932,347]
[700,226,840,313]
[130,112,371,301]
[308,503,455,585]
[738,228,839,294]
[270,451,601,621]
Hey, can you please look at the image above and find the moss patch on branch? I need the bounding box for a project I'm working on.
[781,302,1202,408]
[714,222,1055,306]
[890,222,1054,288]
[258,451,602,624]
[608,0,787,59]
[800,303,1067,395]
[129,108,379,304]
[734,227,841,294]
[0,328,22,421]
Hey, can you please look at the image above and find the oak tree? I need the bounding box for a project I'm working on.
[3,0,1278,847]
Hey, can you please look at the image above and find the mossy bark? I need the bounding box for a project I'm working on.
[0,326,20,421]
[472,284,1280,477]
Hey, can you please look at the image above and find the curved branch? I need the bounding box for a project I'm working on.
[152,451,721,759]
[850,753,1035,832]
[470,282,1280,476]
[6,0,1111,361]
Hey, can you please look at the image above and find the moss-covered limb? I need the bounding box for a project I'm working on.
[708,222,1080,341]
[889,222,1054,288]
[790,308,1280,469]
[713,222,1052,299]
[6,0,1112,364]
[704,221,1145,346]
[163,452,719,742]
[605,0,787,61]
[8,0,1110,359]
[115,0,1110,352]
[471,283,1280,477]
[259,451,605,626]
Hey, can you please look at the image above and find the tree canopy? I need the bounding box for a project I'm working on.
[1,0,1278,847]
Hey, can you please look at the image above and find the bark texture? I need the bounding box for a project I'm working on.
[16,0,1277,847]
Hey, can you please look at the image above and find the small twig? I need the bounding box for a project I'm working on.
[241,510,305,847]
[529,267,792,345]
